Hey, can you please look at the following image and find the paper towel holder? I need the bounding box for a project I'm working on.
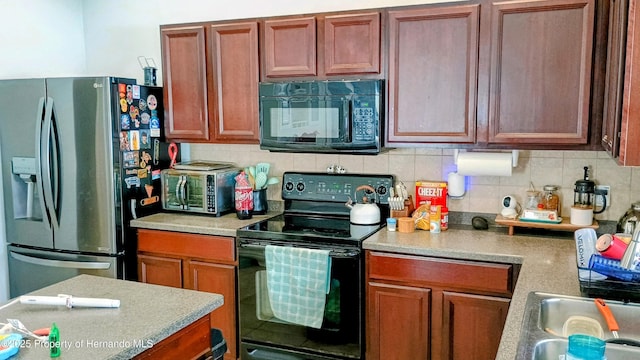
[453,149,520,168]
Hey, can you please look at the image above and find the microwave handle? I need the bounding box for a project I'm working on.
[345,99,352,143]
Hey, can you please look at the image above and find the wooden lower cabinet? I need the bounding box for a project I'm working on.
[366,251,514,360]
[134,314,212,360]
[441,292,510,360]
[367,282,431,359]
[137,229,237,360]
[138,254,183,288]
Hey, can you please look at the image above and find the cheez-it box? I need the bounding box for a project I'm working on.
[415,181,448,207]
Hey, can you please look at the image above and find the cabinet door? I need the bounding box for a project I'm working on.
[208,22,260,144]
[161,25,210,141]
[387,6,479,144]
[263,17,317,77]
[617,0,640,165]
[322,13,380,75]
[186,260,237,360]
[601,0,628,158]
[439,291,510,360]
[138,254,183,288]
[366,282,431,360]
[486,0,594,144]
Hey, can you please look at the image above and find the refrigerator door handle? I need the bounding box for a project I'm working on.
[34,97,51,228]
[41,97,60,228]
[130,199,138,220]
[10,251,112,270]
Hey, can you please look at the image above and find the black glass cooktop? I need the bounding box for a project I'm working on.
[237,213,383,246]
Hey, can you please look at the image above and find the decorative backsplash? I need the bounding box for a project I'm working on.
[190,144,640,222]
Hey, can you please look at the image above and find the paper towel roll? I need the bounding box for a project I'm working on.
[456,152,513,176]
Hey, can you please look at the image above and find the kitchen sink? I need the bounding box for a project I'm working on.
[517,292,640,359]
[539,293,640,338]
[533,338,639,360]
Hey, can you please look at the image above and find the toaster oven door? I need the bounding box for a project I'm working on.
[162,172,209,213]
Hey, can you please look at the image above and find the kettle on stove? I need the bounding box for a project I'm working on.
[345,185,381,225]
[617,201,640,234]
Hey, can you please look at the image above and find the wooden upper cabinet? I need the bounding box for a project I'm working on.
[208,22,260,143]
[602,0,628,158]
[264,17,317,77]
[160,22,259,144]
[387,5,480,144]
[161,26,210,141]
[603,0,640,165]
[618,0,640,165]
[322,12,381,75]
[486,0,595,144]
[262,12,381,79]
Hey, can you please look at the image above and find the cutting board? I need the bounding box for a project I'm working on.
[495,214,599,235]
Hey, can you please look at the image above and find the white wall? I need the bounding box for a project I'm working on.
[0,0,86,79]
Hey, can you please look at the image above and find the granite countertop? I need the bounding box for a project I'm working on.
[130,211,278,237]
[363,227,581,360]
[0,274,223,359]
[129,212,582,359]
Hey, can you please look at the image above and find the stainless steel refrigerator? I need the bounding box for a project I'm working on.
[0,77,175,297]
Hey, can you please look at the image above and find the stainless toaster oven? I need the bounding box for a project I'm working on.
[160,162,238,215]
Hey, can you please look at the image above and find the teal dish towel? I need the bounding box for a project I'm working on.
[265,245,332,329]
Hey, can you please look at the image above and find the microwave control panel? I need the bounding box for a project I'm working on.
[352,100,376,143]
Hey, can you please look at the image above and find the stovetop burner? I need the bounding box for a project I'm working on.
[237,213,383,246]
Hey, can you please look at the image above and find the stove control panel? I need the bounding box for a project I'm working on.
[282,172,394,204]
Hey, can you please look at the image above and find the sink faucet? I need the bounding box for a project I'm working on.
[620,226,640,270]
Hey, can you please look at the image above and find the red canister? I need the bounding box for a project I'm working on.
[596,234,628,260]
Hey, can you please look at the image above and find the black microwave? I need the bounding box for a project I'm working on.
[259,80,383,154]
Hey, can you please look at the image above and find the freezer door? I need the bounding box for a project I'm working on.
[45,78,119,253]
[8,245,120,298]
[0,79,54,248]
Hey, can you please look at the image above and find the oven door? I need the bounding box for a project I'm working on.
[238,241,362,360]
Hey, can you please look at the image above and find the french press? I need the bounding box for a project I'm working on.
[573,166,606,213]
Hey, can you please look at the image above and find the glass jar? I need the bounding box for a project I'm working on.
[542,185,560,215]
[525,190,541,209]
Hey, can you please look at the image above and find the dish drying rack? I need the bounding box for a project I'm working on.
[578,264,640,302]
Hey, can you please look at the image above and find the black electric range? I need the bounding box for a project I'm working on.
[236,171,394,360]
[236,171,395,248]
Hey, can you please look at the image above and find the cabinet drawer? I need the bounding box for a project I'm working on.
[367,251,513,296]
[138,229,235,263]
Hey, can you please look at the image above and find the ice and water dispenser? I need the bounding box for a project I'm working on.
[10,157,42,220]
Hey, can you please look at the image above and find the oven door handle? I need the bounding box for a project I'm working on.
[239,242,360,258]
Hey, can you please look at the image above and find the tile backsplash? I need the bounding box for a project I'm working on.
[190,144,640,221]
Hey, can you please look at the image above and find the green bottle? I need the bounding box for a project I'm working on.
[49,322,60,358]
